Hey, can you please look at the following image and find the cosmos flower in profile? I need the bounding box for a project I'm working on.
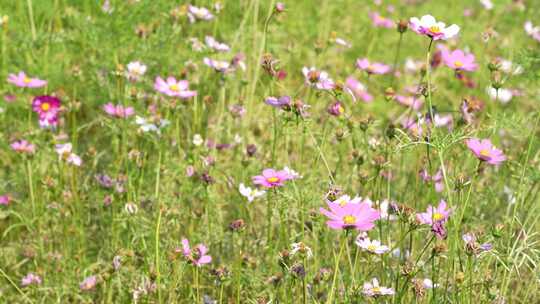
[252,168,292,188]
[356,58,391,75]
[369,12,395,29]
[187,5,214,23]
[265,96,291,109]
[11,140,36,154]
[79,275,97,291]
[7,71,47,88]
[32,95,61,128]
[442,49,478,71]
[203,57,231,73]
[320,199,380,231]
[302,67,335,90]
[409,15,460,40]
[154,76,197,98]
[465,138,506,165]
[103,102,135,118]
[345,77,373,103]
[238,183,266,202]
[177,238,212,267]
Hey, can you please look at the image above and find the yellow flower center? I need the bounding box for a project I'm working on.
[41,103,50,111]
[429,26,441,33]
[23,76,31,83]
[169,84,179,92]
[372,287,381,293]
[480,149,490,157]
[343,215,356,225]
[267,177,279,183]
[454,60,463,68]
[433,213,444,221]
[367,244,377,252]
[338,106,345,113]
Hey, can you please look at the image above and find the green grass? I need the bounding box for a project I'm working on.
[0,0,539,303]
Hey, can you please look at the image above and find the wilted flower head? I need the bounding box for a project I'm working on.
[356,58,391,75]
[442,49,478,71]
[103,102,135,118]
[465,138,506,165]
[11,140,36,154]
[320,198,380,231]
[302,67,335,90]
[7,71,47,88]
[154,76,197,98]
[252,168,292,188]
[177,238,212,267]
[238,183,266,202]
[362,278,395,297]
[409,15,460,40]
[290,242,313,259]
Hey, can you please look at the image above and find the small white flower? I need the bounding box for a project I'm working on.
[422,278,439,289]
[205,36,230,52]
[283,166,302,179]
[480,0,493,10]
[487,87,513,104]
[193,134,204,146]
[187,5,214,23]
[126,61,147,81]
[124,202,138,215]
[499,60,523,75]
[377,200,397,221]
[234,134,242,144]
[334,37,352,48]
[356,237,390,255]
[290,242,313,259]
[239,183,265,202]
[362,278,395,297]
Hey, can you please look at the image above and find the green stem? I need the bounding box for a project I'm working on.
[326,233,347,304]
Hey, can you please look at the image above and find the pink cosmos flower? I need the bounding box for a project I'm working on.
[79,275,97,291]
[103,102,135,118]
[11,140,36,154]
[177,238,212,267]
[394,95,423,110]
[345,77,373,103]
[356,58,391,75]
[265,96,291,109]
[203,57,231,73]
[7,71,47,88]
[319,200,380,231]
[524,21,540,43]
[32,95,61,128]
[187,5,214,23]
[327,101,345,116]
[302,67,335,90]
[252,168,292,188]
[21,273,42,287]
[154,77,197,98]
[465,138,506,165]
[409,15,460,40]
[0,195,11,206]
[442,49,478,71]
[416,200,452,239]
[419,169,444,193]
[369,12,395,29]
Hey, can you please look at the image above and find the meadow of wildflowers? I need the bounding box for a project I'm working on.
[0,0,539,303]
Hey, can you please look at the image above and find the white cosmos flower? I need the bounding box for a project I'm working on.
[486,87,513,104]
[239,183,265,202]
[192,134,204,146]
[409,15,460,40]
[362,278,395,297]
[356,237,390,255]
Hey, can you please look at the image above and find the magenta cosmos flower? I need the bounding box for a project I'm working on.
[320,200,380,231]
[442,49,477,71]
[154,76,197,98]
[369,12,395,29]
[416,200,452,238]
[345,77,373,103]
[32,95,61,128]
[356,58,391,75]
[409,15,460,40]
[11,140,36,154]
[177,238,212,267]
[7,71,47,88]
[103,102,135,118]
[252,168,292,188]
[465,138,506,165]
